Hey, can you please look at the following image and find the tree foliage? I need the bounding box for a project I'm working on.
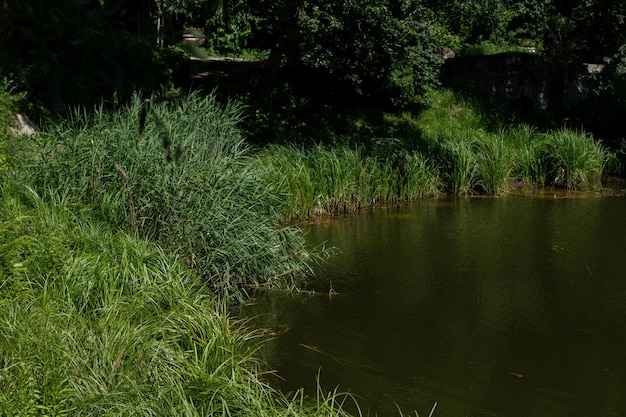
[1,0,625,122]
[547,0,626,63]
[224,0,441,107]
[291,0,440,106]
[154,0,214,17]
[0,0,179,112]
[422,0,551,49]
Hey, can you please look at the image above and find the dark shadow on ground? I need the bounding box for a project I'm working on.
[181,58,430,148]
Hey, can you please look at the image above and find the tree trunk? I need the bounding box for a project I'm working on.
[256,3,303,105]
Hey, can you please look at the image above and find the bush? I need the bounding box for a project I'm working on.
[293,0,440,107]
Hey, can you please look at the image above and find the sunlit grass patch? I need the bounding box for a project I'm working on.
[542,129,610,190]
[416,90,614,194]
[435,133,479,195]
[0,194,355,416]
[256,143,440,221]
[476,133,513,195]
[397,151,440,200]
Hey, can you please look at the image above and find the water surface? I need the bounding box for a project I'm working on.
[240,196,626,417]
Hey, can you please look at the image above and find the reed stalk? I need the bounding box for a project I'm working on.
[255,143,440,221]
[438,133,479,195]
[476,133,513,195]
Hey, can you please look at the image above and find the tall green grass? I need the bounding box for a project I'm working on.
[399,151,440,201]
[436,133,479,195]
[254,143,439,221]
[504,126,609,190]
[0,191,356,417]
[476,133,512,195]
[17,93,315,299]
[417,90,614,194]
[504,125,547,185]
[255,92,612,217]
[418,91,513,195]
[0,82,363,417]
[542,128,609,190]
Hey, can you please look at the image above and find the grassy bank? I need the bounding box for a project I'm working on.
[0,189,356,416]
[254,89,615,221]
[0,88,355,415]
[253,144,439,221]
[12,93,318,300]
[416,90,613,193]
[0,82,617,415]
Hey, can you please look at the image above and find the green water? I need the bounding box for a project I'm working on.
[240,195,626,417]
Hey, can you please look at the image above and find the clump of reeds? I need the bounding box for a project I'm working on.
[503,124,546,185]
[397,151,440,200]
[542,128,609,190]
[253,145,316,220]
[476,133,512,195]
[503,125,611,190]
[255,142,440,221]
[436,133,480,195]
[257,90,615,219]
[18,93,314,299]
[417,90,614,194]
[417,91,513,196]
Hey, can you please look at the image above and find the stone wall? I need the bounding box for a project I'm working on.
[439,52,625,138]
[439,52,550,112]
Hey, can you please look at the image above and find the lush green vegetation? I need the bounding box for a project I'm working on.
[1,1,625,415]
[0,76,618,414]
[3,1,625,125]
[416,90,613,193]
[0,91,361,416]
[254,144,439,221]
[251,89,613,221]
[0,192,359,416]
[17,93,319,300]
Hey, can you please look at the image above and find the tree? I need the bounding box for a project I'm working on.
[0,0,180,112]
[548,0,626,62]
[543,0,626,131]
[422,0,552,48]
[246,0,440,107]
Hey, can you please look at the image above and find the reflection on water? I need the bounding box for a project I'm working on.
[238,196,626,417]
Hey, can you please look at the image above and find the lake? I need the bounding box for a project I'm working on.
[239,194,626,417]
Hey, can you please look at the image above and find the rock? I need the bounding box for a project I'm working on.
[583,63,606,73]
[10,114,38,136]
[435,47,456,60]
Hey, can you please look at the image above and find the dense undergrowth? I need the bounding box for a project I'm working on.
[0,188,356,416]
[0,87,357,416]
[15,93,318,300]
